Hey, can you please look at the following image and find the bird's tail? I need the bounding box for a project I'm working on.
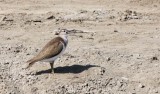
[26,59,37,69]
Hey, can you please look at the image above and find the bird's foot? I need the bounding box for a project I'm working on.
[51,69,55,74]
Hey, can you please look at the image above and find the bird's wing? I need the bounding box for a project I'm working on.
[33,37,64,61]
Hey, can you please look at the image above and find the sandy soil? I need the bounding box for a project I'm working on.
[0,0,160,94]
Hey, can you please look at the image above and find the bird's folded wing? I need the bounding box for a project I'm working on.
[33,39,63,61]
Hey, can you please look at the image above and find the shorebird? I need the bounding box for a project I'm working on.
[26,29,68,73]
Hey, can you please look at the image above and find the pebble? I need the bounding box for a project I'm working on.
[138,84,145,88]
[151,56,158,61]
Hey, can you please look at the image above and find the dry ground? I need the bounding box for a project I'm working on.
[0,0,160,94]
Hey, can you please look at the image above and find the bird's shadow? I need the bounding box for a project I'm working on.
[35,64,99,75]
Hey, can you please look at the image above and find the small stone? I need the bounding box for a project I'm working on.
[8,48,11,50]
[98,90,102,93]
[6,38,11,40]
[31,87,38,92]
[100,67,106,75]
[139,84,145,88]
[26,53,30,55]
[35,49,39,52]
[107,23,112,26]
[107,57,111,61]
[70,55,75,58]
[47,15,55,20]
[152,56,158,60]
[79,35,83,38]
[114,30,118,32]
[33,20,41,22]
[84,83,89,87]
[61,86,65,88]
[14,50,20,53]
[155,90,158,93]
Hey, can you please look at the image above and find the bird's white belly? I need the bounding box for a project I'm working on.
[41,42,66,62]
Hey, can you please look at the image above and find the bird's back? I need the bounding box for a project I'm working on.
[26,37,66,68]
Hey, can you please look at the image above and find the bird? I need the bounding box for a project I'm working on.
[26,29,68,73]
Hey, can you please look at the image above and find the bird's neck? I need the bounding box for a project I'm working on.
[60,34,68,45]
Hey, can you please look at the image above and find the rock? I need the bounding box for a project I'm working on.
[26,53,30,55]
[47,15,55,20]
[114,30,118,32]
[33,20,42,22]
[107,57,111,61]
[100,67,106,75]
[151,56,158,61]
[4,62,9,65]
[6,38,11,40]
[138,84,145,88]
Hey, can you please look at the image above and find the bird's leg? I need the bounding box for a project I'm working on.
[50,62,54,73]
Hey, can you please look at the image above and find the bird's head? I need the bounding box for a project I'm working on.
[55,29,69,35]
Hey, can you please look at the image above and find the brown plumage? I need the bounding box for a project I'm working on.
[26,37,66,68]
